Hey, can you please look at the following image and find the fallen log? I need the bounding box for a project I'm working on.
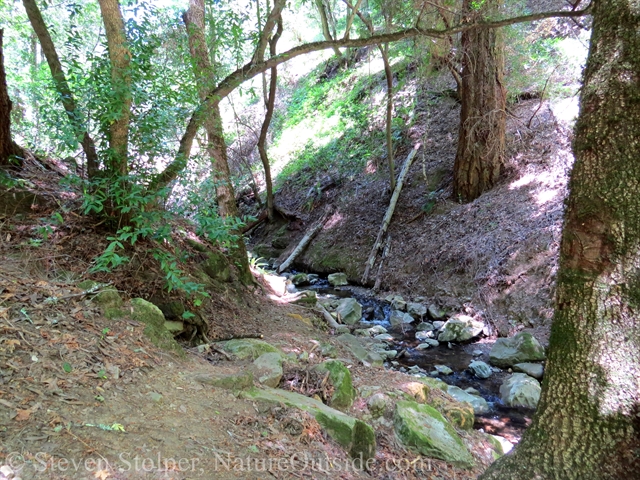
[373,235,391,292]
[277,205,333,273]
[315,302,342,330]
[362,143,420,284]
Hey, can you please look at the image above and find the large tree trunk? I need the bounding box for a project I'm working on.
[481,1,640,478]
[452,0,506,203]
[184,0,252,284]
[22,0,99,178]
[97,0,131,177]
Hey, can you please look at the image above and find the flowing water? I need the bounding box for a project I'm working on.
[301,277,533,443]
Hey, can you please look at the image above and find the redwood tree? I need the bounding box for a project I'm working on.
[481,0,640,478]
[452,0,506,202]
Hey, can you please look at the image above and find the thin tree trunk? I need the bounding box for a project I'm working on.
[452,0,506,203]
[184,0,253,284]
[97,0,131,177]
[382,42,395,192]
[22,0,99,178]
[0,29,18,166]
[315,0,342,58]
[151,7,591,193]
[481,1,640,478]
[362,144,419,284]
[277,206,333,274]
[257,14,283,222]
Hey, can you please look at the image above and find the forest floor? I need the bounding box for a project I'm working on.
[0,224,497,480]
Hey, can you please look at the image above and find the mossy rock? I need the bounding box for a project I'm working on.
[394,400,474,468]
[243,387,375,461]
[130,298,184,357]
[202,251,232,282]
[194,371,254,390]
[218,338,282,360]
[314,360,356,410]
[79,281,123,309]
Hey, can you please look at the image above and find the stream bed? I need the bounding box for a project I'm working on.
[298,276,534,444]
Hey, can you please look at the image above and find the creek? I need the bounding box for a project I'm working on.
[298,276,533,444]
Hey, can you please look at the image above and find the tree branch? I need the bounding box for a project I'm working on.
[152,4,592,194]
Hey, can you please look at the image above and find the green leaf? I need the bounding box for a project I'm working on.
[62,362,73,373]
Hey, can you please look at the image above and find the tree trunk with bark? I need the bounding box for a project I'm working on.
[22,0,99,178]
[315,0,342,58]
[184,0,252,284]
[257,13,283,222]
[0,29,18,166]
[97,0,131,178]
[452,0,506,203]
[481,1,640,478]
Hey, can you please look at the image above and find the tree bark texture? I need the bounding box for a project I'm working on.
[97,0,131,177]
[480,1,640,478]
[0,29,18,166]
[315,0,342,57]
[22,0,99,178]
[257,13,283,222]
[452,0,506,203]
[184,0,252,284]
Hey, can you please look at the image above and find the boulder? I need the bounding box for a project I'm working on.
[291,273,309,286]
[164,321,184,334]
[218,338,281,360]
[374,333,394,342]
[437,315,484,343]
[468,360,493,379]
[386,295,407,311]
[130,298,183,356]
[513,362,544,379]
[500,373,541,408]
[367,393,391,418]
[336,298,362,325]
[394,400,474,468]
[489,332,546,368]
[407,302,427,319]
[434,365,453,375]
[433,320,445,330]
[337,333,384,367]
[314,360,356,410]
[328,272,348,287]
[252,352,284,388]
[446,386,490,414]
[243,387,375,461]
[390,310,414,327]
[194,371,254,390]
[428,304,446,320]
[415,330,434,341]
[202,251,231,282]
[416,322,435,332]
[293,290,317,306]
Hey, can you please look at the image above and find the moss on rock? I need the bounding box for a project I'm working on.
[314,360,356,410]
[130,298,184,357]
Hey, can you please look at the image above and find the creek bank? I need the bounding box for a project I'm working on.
[276,272,546,442]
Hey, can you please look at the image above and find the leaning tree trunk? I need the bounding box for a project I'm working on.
[452,0,505,203]
[480,1,640,479]
[184,0,252,284]
[257,14,283,222]
[97,0,131,178]
[22,0,99,178]
[315,0,342,58]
